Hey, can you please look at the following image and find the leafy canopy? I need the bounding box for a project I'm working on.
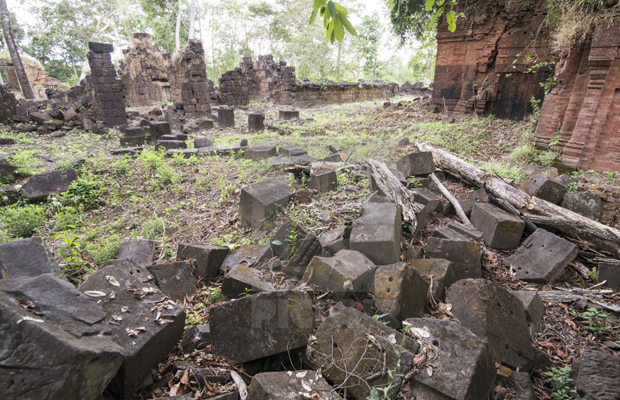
[309,0,357,44]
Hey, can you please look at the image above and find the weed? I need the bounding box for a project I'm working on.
[51,205,83,231]
[567,182,579,192]
[56,234,92,283]
[367,331,409,400]
[86,234,122,266]
[576,307,609,336]
[549,134,562,147]
[155,164,182,185]
[202,287,222,304]
[112,156,132,178]
[239,287,252,297]
[138,149,165,170]
[60,174,106,209]
[141,218,164,240]
[185,313,201,325]
[407,178,422,189]
[543,366,578,400]
[588,267,597,280]
[0,204,47,237]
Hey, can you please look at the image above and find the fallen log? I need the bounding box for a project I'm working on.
[537,290,620,314]
[366,159,423,231]
[429,173,473,228]
[416,142,620,257]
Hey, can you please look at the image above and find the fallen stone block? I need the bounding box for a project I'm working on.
[308,169,337,193]
[245,145,277,161]
[403,318,496,400]
[195,119,214,131]
[471,203,525,249]
[220,244,273,273]
[509,372,536,400]
[79,259,185,398]
[323,152,341,162]
[221,265,275,298]
[20,169,78,202]
[217,144,243,155]
[271,220,308,260]
[248,112,265,132]
[506,229,578,283]
[165,148,198,158]
[561,192,603,220]
[285,232,323,277]
[319,226,350,255]
[446,279,534,370]
[279,110,299,120]
[194,137,213,148]
[302,249,375,300]
[182,324,211,354]
[0,237,62,279]
[521,174,567,204]
[597,259,620,292]
[210,290,313,364]
[117,240,155,266]
[155,140,186,151]
[511,291,545,337]
[446,220,484,242]
[350,202,402,265]
[149,121,172,141]
[160,133,188,141]
[218,107,235,128]
[177,243,229,281]
[573,350,620,400]
[410,258,458,300]
[411,187,442,209]
[374,262,429,321]
[110,147,141,156]
[196,146,217,156]
[457,188,489,217]
[147,261,197,302]
[0,274,124,400]
[426,227,482,280]
[278,144,307,156]
[248,371,343,400]
[307,303,419,400]
[396,151,435,177]
[239,178,293,228]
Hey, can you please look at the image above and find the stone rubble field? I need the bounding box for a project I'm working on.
[0,99,619,400]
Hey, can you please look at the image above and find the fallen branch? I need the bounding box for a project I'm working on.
[416,142,620,257]
[429,173,473,228]
[366,159,423,231]
[537,290,620,313]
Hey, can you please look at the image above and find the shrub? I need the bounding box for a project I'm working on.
[60,174,106,209]
[0,204,47,237]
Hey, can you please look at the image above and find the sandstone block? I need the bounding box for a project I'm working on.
[308,169,337,193]
[597,259,620,292]
[506,229,578,283]
[149,121,172,140]
[426,227,481,280]
[155,140,186,151]
[471,203,525,249]
[446,220,484,242]
[511,291,545,337]
[248,112,265,132]
[285,232,323,277]
[410,258,458,300]
[210,290,313,364]
[457,188,489,217]
[177,243,229,281]
[239,178,293,228]
[218,107,235,128]
[220,244,273,273]
[574,350,620,400]
[0,237,62,279]
[374,262,429,320]
[319,226,350,255]
[245,145,277,160]
[561,192,603,220]
[521,174,567,204]
[194,137,213,148]
[278,144,307,156]
[248,371,343,400]
[20,169,78,202]
[221,265,275,298]
[279,110,299,120]
[396,151,435,177]
[147,261,197,302]
[181,324,211,354]
[117,240,155,266]
[350,202,402,265]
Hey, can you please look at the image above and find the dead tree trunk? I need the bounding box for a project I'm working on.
[0,0,34,99]
[416,142,620,257]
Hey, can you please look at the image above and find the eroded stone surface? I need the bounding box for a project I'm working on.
[0,237,62,279]
[410,258,458,300]
[177,243,229,281]
[239,178,293,228]
[221,265,275,298]
[118,240,155,266]
[396,151,435,177]
[20,169,78,202]
[220,244,273,273]
[574,350,620,400]
[148,261,197,302]
[426,227,481,280]
[247,370,343,400]
[350,202,402,265]
[374,262,429,321]
[471,203,525,250]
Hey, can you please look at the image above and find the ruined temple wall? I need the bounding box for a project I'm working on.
[432,0,550,119]
[288,83,399,107]
[535,21,620,171]
[169,40,212,119]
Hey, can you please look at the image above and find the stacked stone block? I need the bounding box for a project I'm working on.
[0,83,16,123]
[219,68,248,106]
[169,40,211,119]
[87,42,127,127]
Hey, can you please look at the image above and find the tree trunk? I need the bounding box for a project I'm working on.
[188,0,196,40]
[175,0,182,50]
[416,142,620,256]
[0,0,34,99]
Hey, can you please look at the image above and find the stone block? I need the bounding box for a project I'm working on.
[521,174,567,204]
[302,249,375,300]
[279,110,299,120]
[510,372,536,400]
[196,146,217,156]
[307,303,419,400]
[149,121,171,141]
[248,371,343,400]
[194,137,213,148]
[181,324,211,354]
[210,290,313,364]
[446,279,535,370]
[147,261,197,302]
[278,145,307,156]
[177,243,229,281]
[410,258,458,300]
[561,192,603,220]
[319,226,350,255]
[374,262,429,320]
[396,151,435,177]
[446,220,484,242]
[78,259,185,398]
[574,350,620,400]
[89,41,114,53]
[221,265,275,299]
[239,178,293,228]
[323,153,341,162]
[0,274,124,400]
[285,232,323,277]
[20,169,78,202]
[248,112,265,132]
[511,291,545,337]
[471,203,525,249]
[506,229,578,283]
[117,240,155,266]
[155,140,186,151]
[0,237,62,279]
[411,187,442,209]
[308,169,337,193]
[555,173,578,188]
[349,203,402,265]
[245,145,277,160]
[220,244,273,273]
[218,145,243,155]
[426,227,482,280]
[165,148,197,158]
[403,318,496,400]
[160,134,188,141]
[218,107,235,128]
[597,259,620,292]
[196,119,214,130]
[270,220,308,260]
[457,188,489,217]
[110,147,141,156]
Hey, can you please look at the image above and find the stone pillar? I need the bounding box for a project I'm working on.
[170,40,211,119]
[87,42,127,127]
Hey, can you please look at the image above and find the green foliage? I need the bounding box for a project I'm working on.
[309,0,357,44]
[202,286,222,305]
[141,218,164,240]
[86,234,122,266]
[60,174,106,209]
[0,204,47,237]
[155,164,182,185]
[549,134,562,147]
[239,287,252,297]
[51,205,83,231]
[588,267,597,280]
[56,234,92,283]
[407,177,422,189]
[567,182,579,192]
[543,366,579,400]
[387,0,460,43]
[9,150,44,178]
[577,307,609,336]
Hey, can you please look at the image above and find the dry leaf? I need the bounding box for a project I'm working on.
[413,352,427,367]
[84,290,107,297]
[106,275,120,287]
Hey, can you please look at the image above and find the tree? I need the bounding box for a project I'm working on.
[309,0,357,43]
[354,16,382,80]
[0,0,34,98]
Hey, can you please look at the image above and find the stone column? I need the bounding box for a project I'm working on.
[87,42,127,127]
